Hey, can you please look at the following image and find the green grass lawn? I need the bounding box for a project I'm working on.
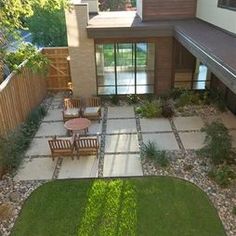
[11,177,226,236]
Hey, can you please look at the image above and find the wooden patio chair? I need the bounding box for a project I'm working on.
[62,97,81,122]
[75,135,99,158]
[82,97,101,122]
[48,136,75,161]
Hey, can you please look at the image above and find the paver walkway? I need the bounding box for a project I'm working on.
[14,94,236,181]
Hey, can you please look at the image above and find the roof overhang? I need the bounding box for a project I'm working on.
[87,12,236,93]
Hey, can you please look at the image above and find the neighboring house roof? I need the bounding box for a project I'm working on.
[87,11,236,92]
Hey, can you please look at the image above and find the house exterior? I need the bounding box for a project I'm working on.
[65,0,236,113]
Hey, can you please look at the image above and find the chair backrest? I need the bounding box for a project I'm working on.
[48,139,73,151]
[86,97,101,107]
[76,136,99,149]
[64,98,80,109]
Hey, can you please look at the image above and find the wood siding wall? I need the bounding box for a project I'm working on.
[155,37,173,94]
[142,0,197,21]
[43,47,71,91]
[0,66,46,136]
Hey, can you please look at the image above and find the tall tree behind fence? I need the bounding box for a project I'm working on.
[0,65,47,136]
[43,47,71,91]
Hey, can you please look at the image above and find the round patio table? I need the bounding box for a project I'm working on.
[64,118,91,135]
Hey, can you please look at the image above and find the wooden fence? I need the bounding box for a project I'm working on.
[0,63,47,136]
[42,47,71,91]
[0,47,71,136]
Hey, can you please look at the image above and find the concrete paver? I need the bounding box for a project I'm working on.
[88,121,102,135]
[106,119,137,134]
[107,106,135,119]
[14,157,57,181]
[103,154,143,177]
[43,109,63,122]
[179,132,206,150]
[142,133,179,150]
[105,134,139,153]
[173,116,204,131]
[58,156,98,179]
[140,118,172,132]
[35,122,67,137]
[25,138,51,157]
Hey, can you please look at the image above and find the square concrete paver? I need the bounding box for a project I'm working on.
[43,109,63,122]
[105,134,139,153]
[230,130,236,148]
[25,138,51,157]
[107,106,135,119]
[106,119,137,134]
[88,121,102,135]
[140,118,172,132]
[142,133,179,150]
[179,132,206,150]
[35,122,67,137]
[103,154,143,177]
[58,156,98,179]
[220,112,236,129]
[14,158,56,181]
[173,116,204,131]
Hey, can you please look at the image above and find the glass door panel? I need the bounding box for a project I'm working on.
[136,43,154,94]
[116,43,135,94]
[96,44,116,95]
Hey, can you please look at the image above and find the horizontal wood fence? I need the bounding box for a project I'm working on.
[43,47,71,91]
[0,64,47,136]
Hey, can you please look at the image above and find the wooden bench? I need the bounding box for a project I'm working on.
[62,97,81,122]
[48,137,75,161]
[75,135,99,158]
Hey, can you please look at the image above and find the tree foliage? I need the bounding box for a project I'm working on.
[26,6,68,47]
[0,0,68,79]
[99,0,127,11]
[5,43,49,74]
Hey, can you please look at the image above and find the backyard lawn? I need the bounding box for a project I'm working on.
[11,177,226,236]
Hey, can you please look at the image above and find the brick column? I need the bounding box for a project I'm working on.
[65,3,97,97]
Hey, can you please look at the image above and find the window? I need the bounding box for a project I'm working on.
[218,0,236,11]
[96,42,155,95]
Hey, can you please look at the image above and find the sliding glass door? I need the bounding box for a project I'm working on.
[96,42,155,95]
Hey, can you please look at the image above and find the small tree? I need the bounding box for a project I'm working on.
[199,122,232,164]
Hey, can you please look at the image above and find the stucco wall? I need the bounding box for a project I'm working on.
[197,0,236,34]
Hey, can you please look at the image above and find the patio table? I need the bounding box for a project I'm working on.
[64,118,91,135]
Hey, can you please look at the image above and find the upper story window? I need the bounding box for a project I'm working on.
[218,0,236,11]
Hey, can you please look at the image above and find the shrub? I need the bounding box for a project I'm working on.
[110,95,119,105]
[208,165,235,188]
[162,100,175,118]
[127,94,140,104]
[168,88,184,100]
[198,122,232,164]
[175,90,202,107]
[0,104,47,173]
[233,206,236,215]
[136,100,162,118]
[141,141,169,167]
[208,89,226,112]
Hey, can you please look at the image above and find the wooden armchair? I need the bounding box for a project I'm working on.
[48,137,75,161]
[62,98,80,122]
[82,97,101,122]
[75,135,99,158]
